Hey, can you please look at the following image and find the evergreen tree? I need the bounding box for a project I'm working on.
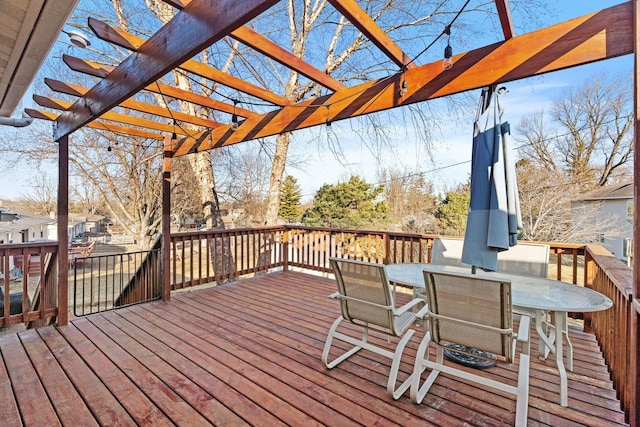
[301,176,388,229]
[278,175,303,223]
[435,191,470,235]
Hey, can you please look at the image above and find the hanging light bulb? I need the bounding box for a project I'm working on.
[231,100,239,130]
[442,25,453,70]
[443,44,453,70]
[400,79,408,96]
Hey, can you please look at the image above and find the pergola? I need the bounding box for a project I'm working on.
[22,1,639,424]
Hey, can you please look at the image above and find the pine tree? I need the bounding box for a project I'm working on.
[279,176,303,223]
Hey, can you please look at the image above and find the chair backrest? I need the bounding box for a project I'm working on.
[497,242,550,278]
[330,258,394,331]
[431,238,467,268]
[422,266,514,362]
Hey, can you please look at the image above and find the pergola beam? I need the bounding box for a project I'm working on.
[494,0,515,39]
[54,0,280,140]
[25,108,163,140]
[88,18,290,107]
[179,2,632,155]
[36,95,192,135]
[163,0,345,91]
[328,0,415,69]
[44,78,221,129]
[62,55,257,119]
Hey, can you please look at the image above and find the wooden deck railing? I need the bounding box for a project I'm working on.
[584,244,634,421]
[1,227,634,422]
[170,227,285,289]
[0,241,58,328]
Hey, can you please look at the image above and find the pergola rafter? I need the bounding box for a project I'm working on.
[61,55,258,119]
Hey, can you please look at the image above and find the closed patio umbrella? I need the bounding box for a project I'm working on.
[461,86,522,272]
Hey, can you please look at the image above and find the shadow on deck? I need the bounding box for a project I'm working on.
[0,271,628,426]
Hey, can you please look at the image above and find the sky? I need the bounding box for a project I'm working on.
[0,0,632,203]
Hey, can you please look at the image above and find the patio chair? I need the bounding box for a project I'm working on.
[412,266,531,426]
[497,242,550,278]
[323,257,429,400]
[497,242,570,366]
[431,237,467,268]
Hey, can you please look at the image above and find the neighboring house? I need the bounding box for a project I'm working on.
[0,209,57,244]
[571,181,633,264]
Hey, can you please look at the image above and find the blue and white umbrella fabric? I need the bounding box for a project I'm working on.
[461,86,522,272]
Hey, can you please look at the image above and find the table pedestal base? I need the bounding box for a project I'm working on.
[443,343,496,369]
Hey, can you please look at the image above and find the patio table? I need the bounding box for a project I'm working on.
[385,262,613,407]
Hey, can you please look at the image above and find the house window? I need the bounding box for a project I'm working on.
[596,233,605,243]
[627,200,634,221]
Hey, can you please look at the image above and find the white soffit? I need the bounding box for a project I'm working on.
[0,0,79,117]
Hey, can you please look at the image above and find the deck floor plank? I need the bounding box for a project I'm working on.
[58,322,174,426]
[18,329,98,427]
[0,334,22,427]
[0,333,61,426]
[36,325,137,427]
[71,316,213,426]
[0,270,629,426]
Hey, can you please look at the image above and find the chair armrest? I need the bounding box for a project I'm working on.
[414,304,430,320]
[394,298,426,316]
[516,315,531,343]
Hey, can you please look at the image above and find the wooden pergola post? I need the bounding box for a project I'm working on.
[56,134,69,326]
[161,135,173,302]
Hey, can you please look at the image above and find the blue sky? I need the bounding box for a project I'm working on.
[0,0,632,202]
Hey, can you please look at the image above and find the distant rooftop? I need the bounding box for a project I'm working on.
[574,181,634,201]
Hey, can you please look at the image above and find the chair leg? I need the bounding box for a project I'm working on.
[410,332,441,404]
[514,353,530,427]
[322,316,364,369]
[387,329,415,400]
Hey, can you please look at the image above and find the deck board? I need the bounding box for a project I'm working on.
[0,270,629,426]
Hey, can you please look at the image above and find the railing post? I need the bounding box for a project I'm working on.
[383,233,390,265]
[161,135,173,302]
[282,227,289,271]
[583,247,595,333]
[56,134,69,326]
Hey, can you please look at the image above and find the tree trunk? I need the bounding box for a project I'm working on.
[264,132,291,225]
[189,150,235,283]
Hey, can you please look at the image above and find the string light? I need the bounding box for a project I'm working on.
[400,78,408,96]
[231,100,239,130]
[443,25,453,70]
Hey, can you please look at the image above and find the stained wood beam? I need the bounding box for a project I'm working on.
[494,0,515,39]
[36,95,191,136]
[230,26,346,91]
[62,55,257,119]
[175,2,632,156]
[44,79,221,129]
[54,0,280,140]
[25,108,163,140]
[163,0,344,91]
[327,0,415,70]
[87,17,289,107]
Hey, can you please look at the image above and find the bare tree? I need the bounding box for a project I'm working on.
[516,72,633,188]
[377,166,436,233]
[516,160,627,243]
[19,175,57,216]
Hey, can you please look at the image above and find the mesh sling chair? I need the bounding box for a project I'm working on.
[322,258,429,400]
[496,243,572,368]
[412,266,531,426]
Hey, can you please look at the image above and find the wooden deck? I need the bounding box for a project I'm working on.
[0,270,628,426]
